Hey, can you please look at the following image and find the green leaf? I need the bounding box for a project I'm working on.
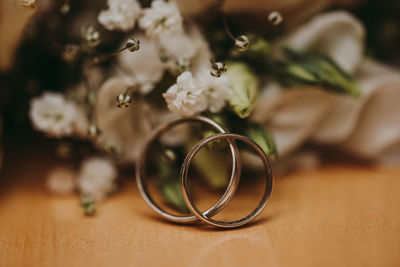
[248,37,271,55]
[201,113,229,150]
[161,180,190,213]
[80,195,96,216]
[286,63,318,83]
[245,123,278,159]
[278,47,361,97]
[226,62,259,118]
[188,139,230,189]
[155,147,189,213]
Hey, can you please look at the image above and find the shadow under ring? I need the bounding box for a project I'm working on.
[136,116,241,224]
[180,133,273,228]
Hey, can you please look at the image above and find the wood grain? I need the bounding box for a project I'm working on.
[1,154,400,267]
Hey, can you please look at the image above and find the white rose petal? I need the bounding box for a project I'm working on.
[285,11,365,74]
[118,34,165,94]
[340,60,400,158]
[252,86,334,156]
[95,77,172,162]
[159,31,197,61]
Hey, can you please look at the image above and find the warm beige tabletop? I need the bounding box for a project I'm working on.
[1,152,400,267]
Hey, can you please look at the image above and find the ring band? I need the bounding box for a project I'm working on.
[180,133,273,228]
[136,116,241,224]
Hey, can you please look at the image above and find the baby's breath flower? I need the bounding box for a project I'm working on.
[46,166,76,195]
[81,26,100,48]
[176,58,190,73]
[88,124,101,139]
[197,68,232,113]
[29,92,89,138]
[125,37,140,52]
[139,0,183,37]
[159,48,170,62]
[60,2,70,15]
[210,62,227,77]
[77,157,118,201]
[235,35,250,52]
[102,140,123,157]
[61,44,80,64]
[98,0,141,32]
[55,142,72,159]
[163,71,207,116]
[115,93,132,107]
[268,11,283,26]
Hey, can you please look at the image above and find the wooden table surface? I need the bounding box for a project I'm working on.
[1,149,400,267]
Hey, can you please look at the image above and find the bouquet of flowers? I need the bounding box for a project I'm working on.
[3,0,400,214]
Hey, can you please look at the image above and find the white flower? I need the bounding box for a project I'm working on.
[188,24,213,74]
[158,23,212,75]
[118,34,165,94]
[98,0,141,31]
[159,31,197,61]
[95,77,179,162]
[77,157,117,201]
[139,0,183,37]
[284,11,365,74]
[163,71,207,116]
[196,69,232,113]
[29,92,89,138]
[46,166,76,195]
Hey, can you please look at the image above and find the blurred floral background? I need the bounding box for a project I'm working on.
[0,0,399,214]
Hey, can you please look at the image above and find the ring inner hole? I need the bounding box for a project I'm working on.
[144,122,231,216]
[188,140,267,222]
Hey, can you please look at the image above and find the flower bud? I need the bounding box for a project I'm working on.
[159,48,170,62]
[88,124,101,139]
[80,195,96,216]
[226,62,259,118]
[235,35,250,52]
[61,44,80,64]
[161,148,177,164]
[60,2,70,15]
[176,58,190,73]
[103,140,122,157]
[81,26,100,48]
[268,11,283,26]
[245,123,278,159]
[126,38,140,52]
[55,142,72,159]
[115,93,132,108]
[210,62,227,77]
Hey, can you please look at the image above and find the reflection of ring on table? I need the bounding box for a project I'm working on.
[181,133,273,228]
[136,115,241,224]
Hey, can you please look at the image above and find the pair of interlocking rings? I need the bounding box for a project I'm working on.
[136,116,273,229]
